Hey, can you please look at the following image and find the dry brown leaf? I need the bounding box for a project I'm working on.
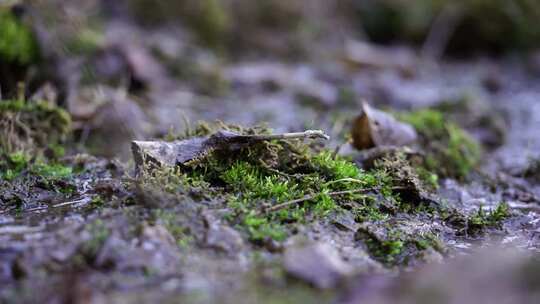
[351,102,417,150]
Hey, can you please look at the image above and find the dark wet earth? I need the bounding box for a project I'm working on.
[3,17,540,304]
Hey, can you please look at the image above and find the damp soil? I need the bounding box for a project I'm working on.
[2,2,540,304]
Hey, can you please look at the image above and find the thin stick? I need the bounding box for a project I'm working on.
[323,178,367,187]
[52,196,93,208]
[263,186,405,214]
[251,130,330,141]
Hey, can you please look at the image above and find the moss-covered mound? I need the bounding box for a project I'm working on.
[0,99,71,155]
[0,98,71,180]
[136,122,508,266]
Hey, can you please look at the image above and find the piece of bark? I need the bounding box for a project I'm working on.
[132,129,329,170]
[351,102,417,150]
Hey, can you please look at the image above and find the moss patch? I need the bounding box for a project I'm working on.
[356,222,445,266]
[397,109,481,180]
[0,98,71,156]
[136,122,510,265]
[139,123,399,243]
[0,8,39,65]
[0,98,73,184]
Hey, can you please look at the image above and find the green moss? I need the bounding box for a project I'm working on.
[312,151,364,181]
[444,202,511,235]
[47,144,66,159]
[0,98,71,156]
[353,199,390,222]
[140,121,493,266]
[30,162,72,179]
[6,152,29,171]
[359,227,405,264]
[153,209,193,249]
[358,225,446,266]
[139,123,403,242]
[0,152,28,180]
[416,166,439,189]
[468,202,510,232]
[0,9,39,65]
[243,213,287,242]
[397,109,481,180]
[414,233,445,252]
[445,124,481,178]
[397,109,446,139]
[85,196,101,209]
[0,99,72,179]
[1,148,72,183]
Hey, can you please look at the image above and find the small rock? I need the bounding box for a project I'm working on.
[284,242,352,289]
[418,247,444,264]
[331,211,358,231]
[205,224,244,254]
[141,224,177,247]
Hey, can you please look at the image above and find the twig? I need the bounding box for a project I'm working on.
[52,196,93,208]
[251,130,330,141]
[323,178,367,187]
[263,186,406,214]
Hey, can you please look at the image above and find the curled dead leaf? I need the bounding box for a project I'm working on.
[351,102,417,150]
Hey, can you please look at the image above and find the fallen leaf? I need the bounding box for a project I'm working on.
[351,102,417,150]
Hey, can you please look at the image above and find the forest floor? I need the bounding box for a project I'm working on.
[2,2,540,303]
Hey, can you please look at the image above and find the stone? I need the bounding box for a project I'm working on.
[283,242,352,289]
[205,224,244,254]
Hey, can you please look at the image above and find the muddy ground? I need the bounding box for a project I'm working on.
[2,1,540,303]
